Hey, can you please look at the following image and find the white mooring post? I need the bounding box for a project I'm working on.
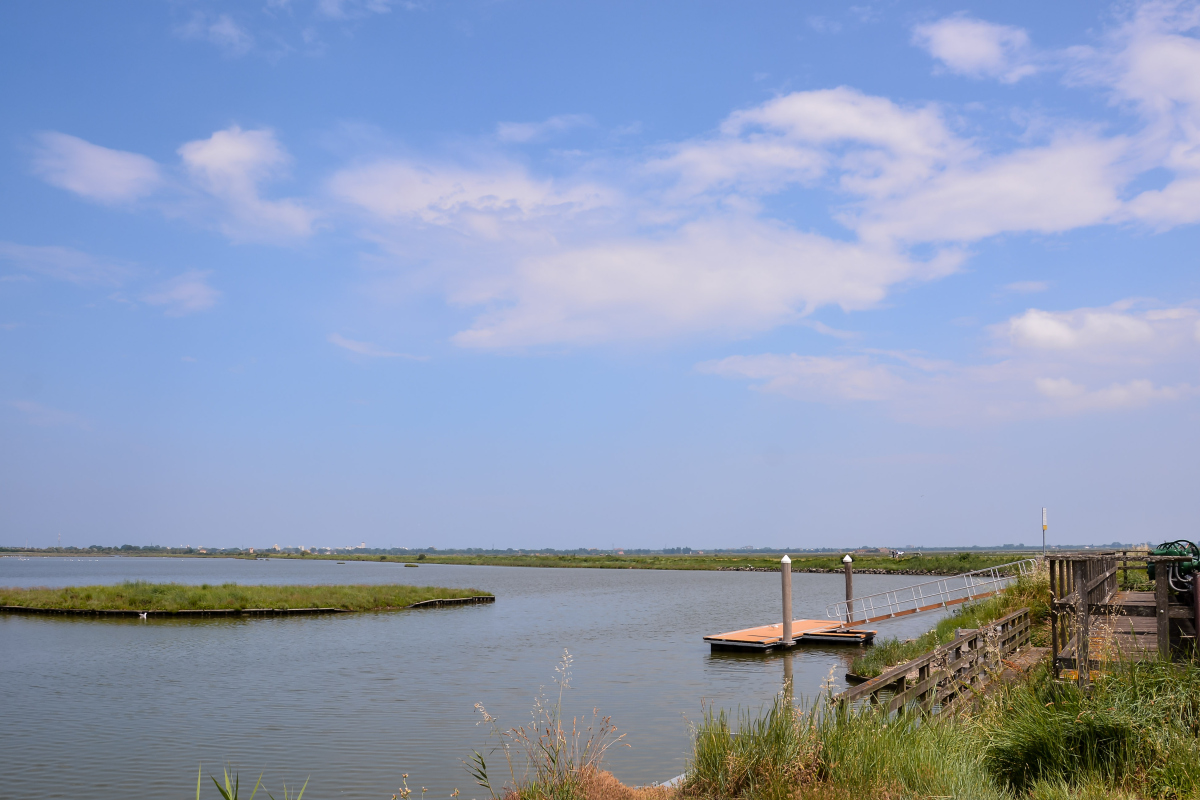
[843,554,854,623]
[781,554,793,645]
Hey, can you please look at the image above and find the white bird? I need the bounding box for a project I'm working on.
[138,612,147,620]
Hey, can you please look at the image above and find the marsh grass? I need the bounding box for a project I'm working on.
[850,569,1052,678]
[470,650,628,800]
[976,659,1200,797]
[683,689,819,800]
[0,581,488,612]
[684,646,1200,799]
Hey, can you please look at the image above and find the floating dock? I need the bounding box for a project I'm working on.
[704,618,876,651]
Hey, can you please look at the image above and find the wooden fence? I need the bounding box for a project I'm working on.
[833,607,1031,716]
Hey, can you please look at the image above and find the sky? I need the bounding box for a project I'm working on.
[2,0,1199,550]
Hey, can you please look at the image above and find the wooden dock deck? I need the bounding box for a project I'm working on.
[705,618,876,651]
[1051,550,1200,684]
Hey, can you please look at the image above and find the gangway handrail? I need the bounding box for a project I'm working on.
[825,559,1038,625]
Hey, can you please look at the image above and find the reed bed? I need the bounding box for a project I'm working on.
[679,657,1200,799]
[0,581,489,611]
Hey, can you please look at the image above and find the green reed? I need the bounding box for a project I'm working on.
[0,581,489,612]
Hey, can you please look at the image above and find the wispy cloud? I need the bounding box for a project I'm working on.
[701,298,1200,423]
[32,132,161,204]
[10,400,88,429]
[177,126,316,240]
[1003,280,1050,294]
[328,333,426,359]
[0,241,135,285]
[496,114,594,143]
[141,271,220,316]
[177,13,254,56]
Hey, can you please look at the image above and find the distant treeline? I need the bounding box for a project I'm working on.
[2,542,1145,556]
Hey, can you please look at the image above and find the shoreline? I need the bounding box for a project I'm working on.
[0,582,494,615]
[0,595,495,617]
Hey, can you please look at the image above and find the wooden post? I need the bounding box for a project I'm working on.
[1050,559,1059,678]
[843,554,854,623]
[1157,560,1171,661]
[781,554,793,645]
[1194,574,1200,663]
[917,662,932,711]
[1074,560,1089,688]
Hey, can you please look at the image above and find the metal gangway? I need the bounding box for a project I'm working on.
[825,559,1038,625]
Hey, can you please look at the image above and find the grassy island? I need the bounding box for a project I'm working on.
[0,581,491,613]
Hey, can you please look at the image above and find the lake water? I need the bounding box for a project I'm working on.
[0,556,952,799]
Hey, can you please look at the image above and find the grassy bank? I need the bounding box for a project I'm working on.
[680,657,1200,800]
[0,581,489,612]
[849,569,1052,678]
[275,551,1026,575]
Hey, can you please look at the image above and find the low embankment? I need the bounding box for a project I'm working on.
[0,581,492,616]
[278,551,1022,575]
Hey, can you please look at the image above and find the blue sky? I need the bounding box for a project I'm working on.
[3,1,1199,549]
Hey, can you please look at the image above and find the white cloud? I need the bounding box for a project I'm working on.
[330,157,611,233]
[1034,377,1197,412]
[178,13,254,56]
[141,271,220,315]
[1001,303,1199,360]
[178,126,316,240]
[10,400,88,429]
[703,298,1200,423]
[855,135,1129,244]
[327,333,425,359]
[0,242,135,285]
[451,218,963,348]
[1068,2,1200,229]
[496,115,593,143]
[32,132,161,204]
[30,4,1200,358]
[912,15,1037,82]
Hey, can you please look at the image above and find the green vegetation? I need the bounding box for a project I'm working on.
[849,570,1052,678]
[468,651,632,800]
[679,564,1200,800]
[279,550,1023,575]
[0,581,489,612]
[680,658,1200,800]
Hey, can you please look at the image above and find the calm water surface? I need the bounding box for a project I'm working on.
[0,557,951,799]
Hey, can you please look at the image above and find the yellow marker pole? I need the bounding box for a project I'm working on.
[1042,507,1048,559]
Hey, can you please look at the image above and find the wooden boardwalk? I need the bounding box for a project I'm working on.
[1052,553,1200,684]
[704,618,876,651]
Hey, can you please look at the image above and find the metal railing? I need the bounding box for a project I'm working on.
[825,559,1037,624]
